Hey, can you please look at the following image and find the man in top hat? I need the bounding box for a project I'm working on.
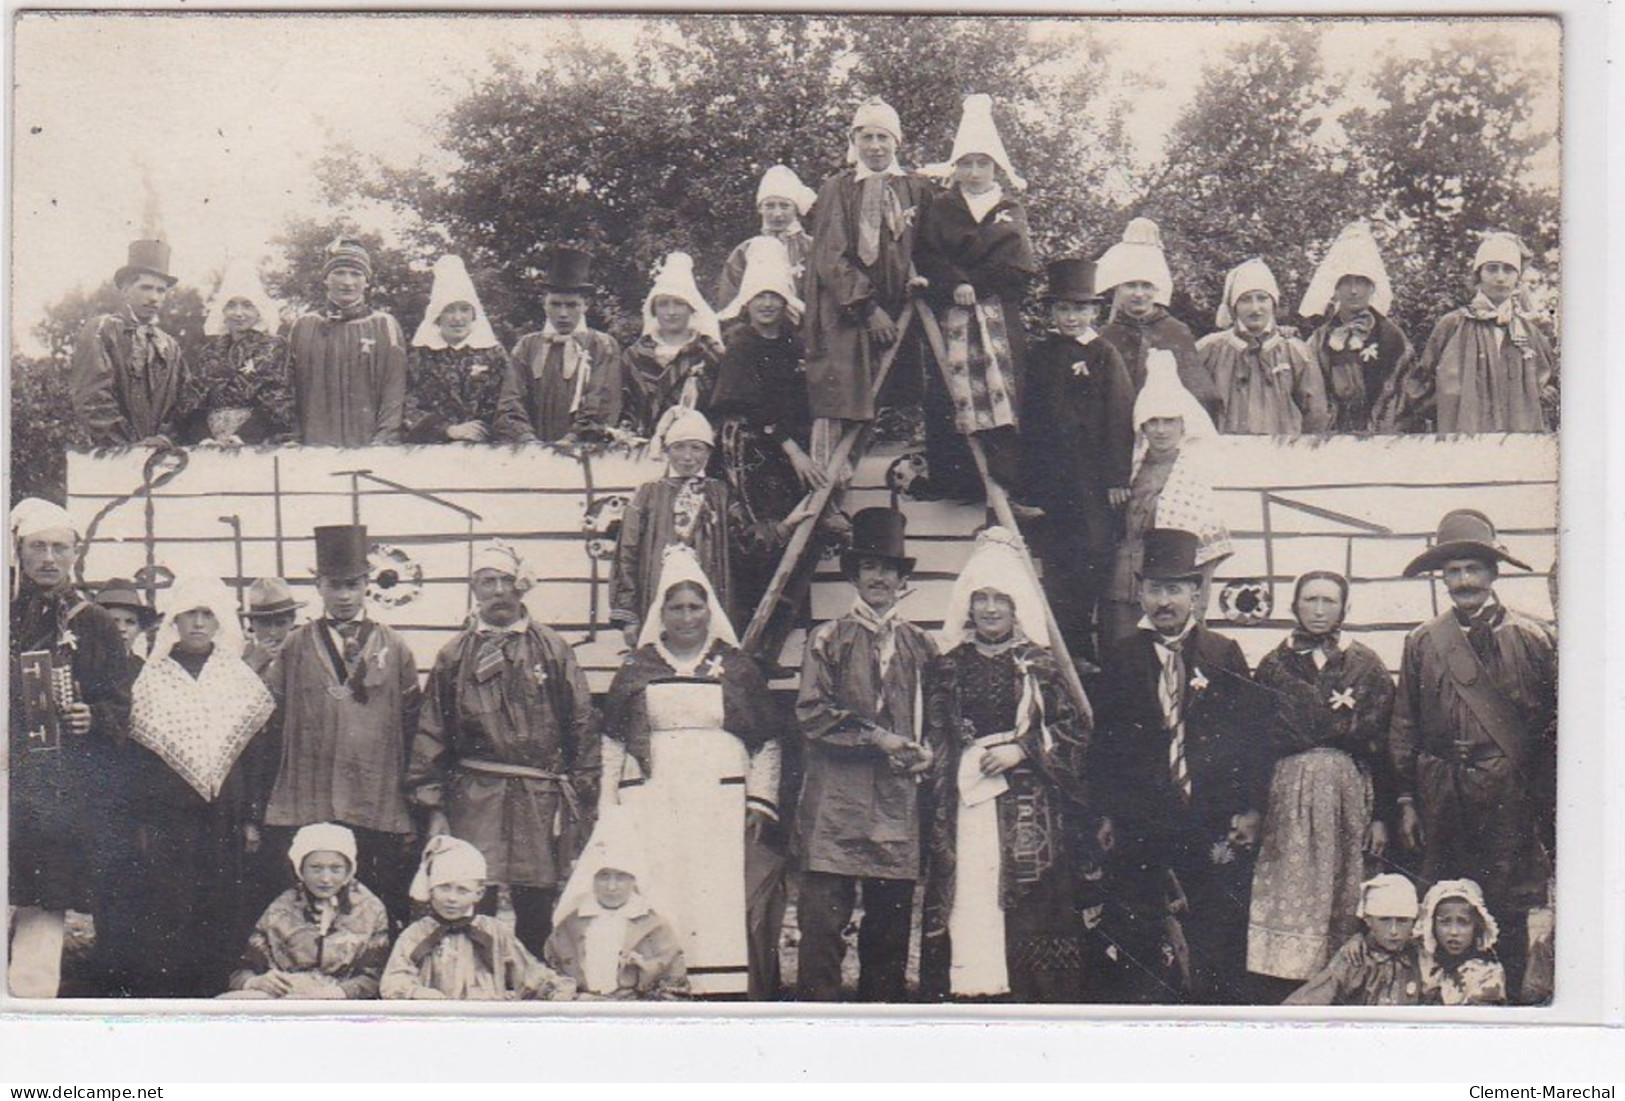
[8,499,133,997]
[793,507,937,1001]
[1019,258,1137,662]
[716,163,818,309]
[408,539,598,958]
[241,577,306,678]
[286,236,409,447]
[496,245,624,444]
[1089,527,1269,1004]
[262,524,421,928]
[1390,508,1556,1001]
[1298,221,1416,433]
[94,578,158,666]
[1389,231,1557,434]
[801,98,936,471]
[70,239,190,448]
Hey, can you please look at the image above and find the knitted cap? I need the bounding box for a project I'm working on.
[322,236,374,280]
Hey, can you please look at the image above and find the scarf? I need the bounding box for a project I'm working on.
[1288,627,1342,669]
[542,323,593,412]
[121,310,166,378]
[473,614,530,682]
[408,913,496,970]
[855,171,906,267]
[850,597,903,680]
[320,616,376,704]
[1454,598,1506,665]
[961,185,1004,225]
[1327,308,1377,353]
[1464,292,1533,352]
[320,298,374,324]
[130,647,276,801]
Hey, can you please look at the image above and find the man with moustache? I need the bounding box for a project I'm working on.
[407,540,599,956]
[8,499,132,997]
[1391,509,1557,1002]
[1089,527,1268,1004]
[71,239,190,448]
[286,236,408,446]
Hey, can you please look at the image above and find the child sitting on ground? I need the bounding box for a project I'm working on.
[381,835,576,1001]
[544,810,689,1000]
[1285,873,1422,1007]
[1417,878,1507,1006]
[222,823,391,1000]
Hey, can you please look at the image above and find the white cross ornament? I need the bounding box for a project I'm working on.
[1329,688,1357,711]
[1189,668,1209,693]
[359,336,376,354]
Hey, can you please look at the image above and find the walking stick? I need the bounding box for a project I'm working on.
[913,299,1094,728]
[739,304,918,660]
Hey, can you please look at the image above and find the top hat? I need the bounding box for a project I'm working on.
[540,246,597,294]
[312,525,371,580]
[115,239,179,288]
[1138,528,1204,581]
[245,576,307,619]
[95,578,158,628]
[1403,509,1531,577]
[1044,258,1107,305]
[840,508,915,577]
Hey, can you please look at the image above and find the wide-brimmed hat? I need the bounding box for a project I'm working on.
[312,524,371,580]
[1402,509,1531,577]
[115,239,179,289]
[95,578,159,628]
[245,576,307,619]
[540,245,597,294]
[1043,258,1108,305]
[1138,528,1204,582]
[840,507,914,577]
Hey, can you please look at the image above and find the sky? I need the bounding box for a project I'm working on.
[8,12,1560,355]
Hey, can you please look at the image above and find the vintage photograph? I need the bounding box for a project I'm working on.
[7,12,1562,1010]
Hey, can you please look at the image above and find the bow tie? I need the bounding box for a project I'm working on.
[1466,294,1517,327]
[1289,627,1341,658]
[409,914,496,968]
[546,332,581,345]
[1327,310,1376,351]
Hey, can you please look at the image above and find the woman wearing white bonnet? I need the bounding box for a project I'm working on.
[1299,221,1417,433]
[1100,349,1232,646]
[1197,256,1329,436]
[1388,229,1557,434]
[1095,217,1222,415]
[403,254,513,444]
[183,255,294,446]
[624,251,725,438]
[917,527,1091,1002]
[121,574,277,996]
[716,163,817,307]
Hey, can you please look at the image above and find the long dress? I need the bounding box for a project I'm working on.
[403,343,513,443]
[602,639,779,998]
[180,330,295,445]
[920,640,1090,1002]
[1245,638,1396,982]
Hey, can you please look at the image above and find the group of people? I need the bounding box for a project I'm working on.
[12,92,1558,1006]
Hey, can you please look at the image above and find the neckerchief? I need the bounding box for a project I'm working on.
[319,616,375,703]
[1454,597,1506,665]
[666,475,709,545]
[760,219,806,240]
[856,172,906,266]
[1070,327,1098,348]
[542,323,591,410]
[300,883,355,933]
[121,309,164,378]
[1288,627,1342,670]
[850,597,902,680]
[1327,308,1376,352]
[320,298,373,324]
[961,184,1004,225]
[473,614,530,682]
[1465,292,1531,352]
[409,913,496,970]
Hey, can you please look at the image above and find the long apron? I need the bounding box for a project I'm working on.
[631,679,750,997]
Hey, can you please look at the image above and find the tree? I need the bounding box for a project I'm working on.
[1135,23,1373,335]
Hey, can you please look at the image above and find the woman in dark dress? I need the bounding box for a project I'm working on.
[182,260,293,446]
[403,254,512,444]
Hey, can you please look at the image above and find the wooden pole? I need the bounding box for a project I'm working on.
[913,299,1094,728]
[739,305,917,659]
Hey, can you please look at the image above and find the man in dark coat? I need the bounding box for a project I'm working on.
[70,239,189,448]
[1089,527,1270,1004]
[792,508,936,1001]
[1391,509,1557,1002]
[1020,259,1136,662]
[8,499,132,997]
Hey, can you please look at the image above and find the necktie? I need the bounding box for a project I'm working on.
[129,323,157,377]
[332,619,363,666]
[858,175,898,267]
[474,631,511,682]
[549,335,590,413]
[1155,636,1190,801]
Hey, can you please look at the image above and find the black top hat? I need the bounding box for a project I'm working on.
[540,246,597,294]
[95,578,158,628]
[840,508,915,577]
[1403,509,1531,577]
[313,525,371,579]
[1138,528,1204,581]
[1043,258,1107,304]
[114,239,179,289]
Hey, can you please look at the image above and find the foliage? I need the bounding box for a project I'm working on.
[9,354,84,506]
